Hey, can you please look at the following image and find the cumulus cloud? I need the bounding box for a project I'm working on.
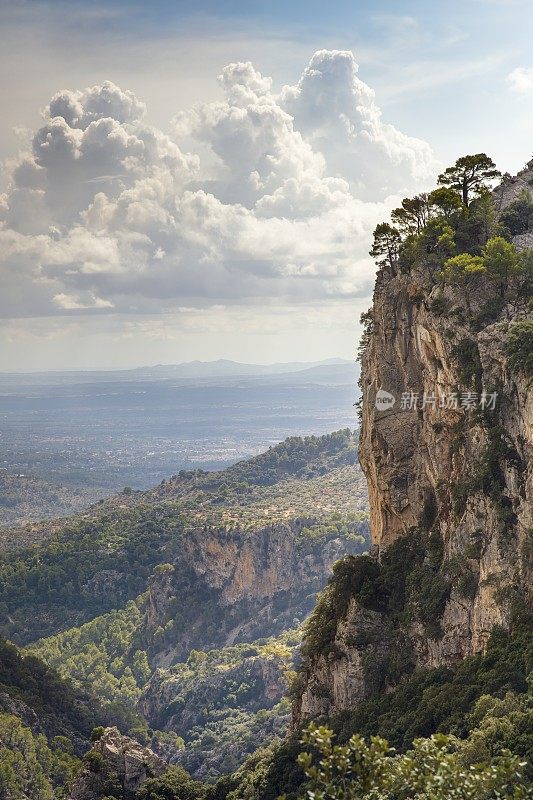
[280,50,435,199]
[0,53,437,319]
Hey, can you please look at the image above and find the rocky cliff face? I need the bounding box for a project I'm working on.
[359,257,531,662]
[68,728,166,800]
[141,519,368,668]
[293,192,532,724]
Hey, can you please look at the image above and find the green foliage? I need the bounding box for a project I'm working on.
[391,194,431,236]
[298,516,366,552]
[82,746,123,797]
[0,637,102,745]
[28,599,148,706]
[507,321,533,378]
[420,217,456,260]
[470,190,502,244]
[356,310,373,423]
[90,726,105,741]
[440,237,524,299]
[219,430,359,488]
[331,623,532,750]
[138,766,207,800]
[179,701,292,781]
[0,635,147,760]
[437,154,501,206]
[440,253,485,283]
[429,186,464,218]
[297,723,529,800]
[461,689,533,773]
[357,310,373,364]
[499,190,533,236]
[0,506,183,644]
[0,712,80,800]
[211,737,304,800]
[482,236,521,292]
[369,223,401,270]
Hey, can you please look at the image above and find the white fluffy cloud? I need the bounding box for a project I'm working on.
[0,52,437,318]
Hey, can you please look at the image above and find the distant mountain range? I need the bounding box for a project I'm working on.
[0,358,353,386]
[132,357,352,378]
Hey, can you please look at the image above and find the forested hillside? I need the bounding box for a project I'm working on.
[0,429,367,645]
[0,430,371,794]
[0,471,106,531]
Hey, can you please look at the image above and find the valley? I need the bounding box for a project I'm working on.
[0,430,371,787]
[0,156,531,800]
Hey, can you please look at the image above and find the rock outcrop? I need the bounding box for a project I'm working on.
[141,519,368,667]
[293,179,532,725]
[358,254,531,663]
[68,728,166,800]
[139,652,288,732]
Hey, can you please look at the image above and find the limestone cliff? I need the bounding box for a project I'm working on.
[293,180,532,725]
[68,728,166,800]
[140,519,368,668]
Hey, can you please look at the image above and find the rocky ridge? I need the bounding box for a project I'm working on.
[293,176,532,724]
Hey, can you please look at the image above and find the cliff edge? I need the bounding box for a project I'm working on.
[293,160,532,725]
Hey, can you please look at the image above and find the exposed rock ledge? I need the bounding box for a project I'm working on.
[68,727,166,800]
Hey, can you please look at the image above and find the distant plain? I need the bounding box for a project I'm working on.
[0,360,358,510]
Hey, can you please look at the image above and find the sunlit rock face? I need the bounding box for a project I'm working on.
[293,173,532,726]
[68,727,166,799]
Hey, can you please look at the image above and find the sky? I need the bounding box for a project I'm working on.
[1,0,533,371]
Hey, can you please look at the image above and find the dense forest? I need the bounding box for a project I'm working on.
[0,431,371,796]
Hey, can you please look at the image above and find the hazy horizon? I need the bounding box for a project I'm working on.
[0,356,352,376]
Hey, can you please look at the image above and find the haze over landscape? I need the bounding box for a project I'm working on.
[0,358,357,509]
[0,2,531,800]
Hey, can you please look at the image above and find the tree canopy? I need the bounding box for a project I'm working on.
[437,153,501,206]
[369,223,401,270]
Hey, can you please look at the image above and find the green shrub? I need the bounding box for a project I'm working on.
[297,723,529,800]
[507,321,533,378]
[138,766,206,800]
[90,726,105,741]
[452,338,482,389]
[499,191,533,235]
